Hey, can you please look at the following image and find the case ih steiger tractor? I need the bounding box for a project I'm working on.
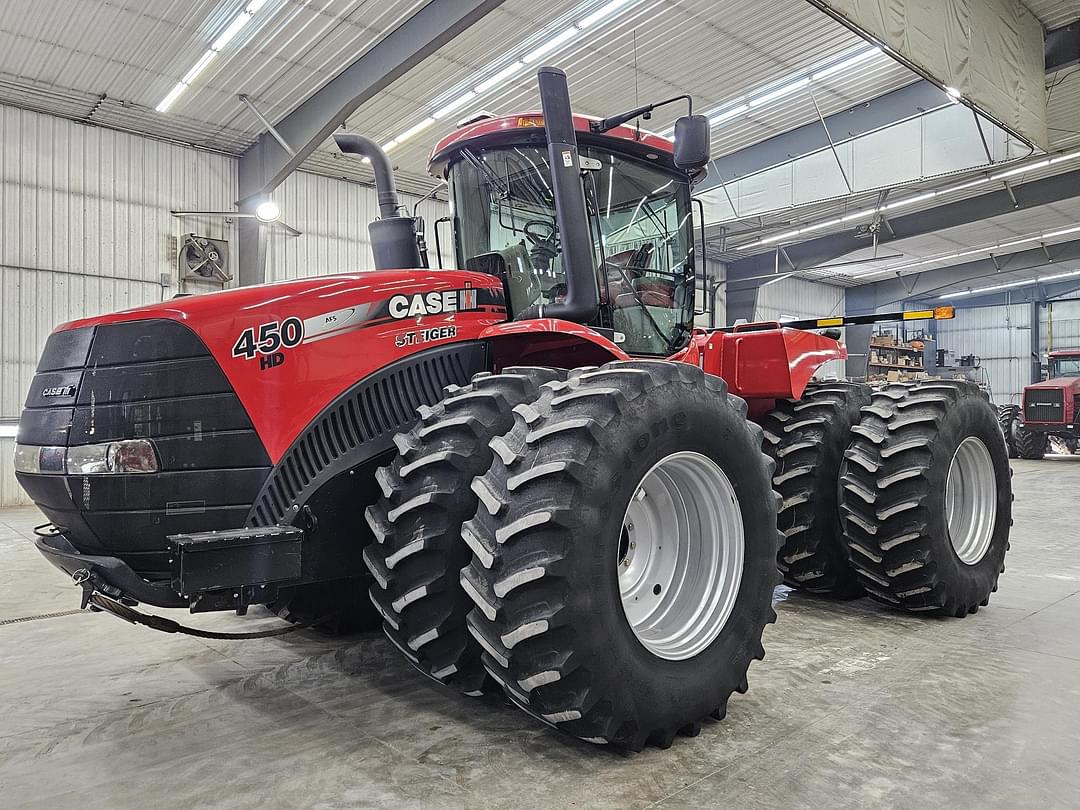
[14,67,1012,750]
[1001,350,1080,458]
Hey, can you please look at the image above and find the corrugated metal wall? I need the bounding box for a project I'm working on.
[754,277,847,379]
[265,171,448,281]
[935,303,1032,405]
[1044,300,1080,355]
[0,103,447,506]
[1,103,237,505]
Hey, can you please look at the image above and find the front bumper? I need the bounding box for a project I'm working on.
[34,532,186,608]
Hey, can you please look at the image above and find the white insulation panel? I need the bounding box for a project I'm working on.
[0,103,447,505]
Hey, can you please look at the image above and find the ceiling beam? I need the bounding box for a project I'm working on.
[1046,22,1080,73]
[725,167,1080,281]
[236,0,506,285]
[845,237,1080,312]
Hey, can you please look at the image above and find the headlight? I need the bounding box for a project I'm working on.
[13,444,66,474]
[14,440,159,475]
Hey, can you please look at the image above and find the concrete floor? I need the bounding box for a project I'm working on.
[1,458,1078,809]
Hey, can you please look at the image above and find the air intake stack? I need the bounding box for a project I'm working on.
[334,133,424,270]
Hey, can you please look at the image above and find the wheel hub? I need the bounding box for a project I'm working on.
[945,436,997,565]
[617,451,744,661]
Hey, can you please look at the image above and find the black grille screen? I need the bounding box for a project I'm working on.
[17,319,270,577]
[1025,388,1065,423]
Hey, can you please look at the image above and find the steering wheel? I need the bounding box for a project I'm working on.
[523,219,557,249]
[523,219,559,274]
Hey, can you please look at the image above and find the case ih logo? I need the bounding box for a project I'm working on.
[389,289,479,319]
[41,385,77,398]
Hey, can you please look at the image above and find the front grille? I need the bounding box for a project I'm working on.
[16,319,271,578]
[1024,388,1065,424]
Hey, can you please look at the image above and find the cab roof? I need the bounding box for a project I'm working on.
[428,112,705,184]
[1049,349,1080,358]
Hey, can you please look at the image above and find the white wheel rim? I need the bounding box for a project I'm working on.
[945,437,997,565]
[617,451,744,661]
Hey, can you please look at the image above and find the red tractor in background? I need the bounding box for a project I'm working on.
[1002,350,1080,459]
[13,67,1012,750]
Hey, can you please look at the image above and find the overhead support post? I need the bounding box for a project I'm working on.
[1031,297,1042,384]
[235,0,507,286]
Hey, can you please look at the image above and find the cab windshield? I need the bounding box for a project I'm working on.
[1050,357,1080,377]
[449,144,694,355]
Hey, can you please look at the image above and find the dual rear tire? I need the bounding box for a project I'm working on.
[766,380,1012,617]
[364,367,1012,749]
[367,361,780,750]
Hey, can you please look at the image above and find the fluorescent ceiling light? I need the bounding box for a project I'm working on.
[155,81,187,113]
[944,270,1080,298]
[693,47,885,134]
[882,191,937,211]
[709,104,749,125]
[432,91,477,120]
[0,424,17,439]
[212,12,252,51]
[474,61,525,93]
[182,50,216,84]
[991,159,1051,180]
[395,117,436,145]
[156,1,272,113]
[579,0,633,28]
[522,27,579,64]
[810,47,879,81]
[1043,225,1080,239]
[949,177,991,192]
[1042,269,1080,282]
[748,78,810,108]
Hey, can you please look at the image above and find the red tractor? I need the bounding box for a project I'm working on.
[13,68,1012,750]
[1003,350,1080,458]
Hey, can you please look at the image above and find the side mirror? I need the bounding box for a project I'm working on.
[673,114,710,170]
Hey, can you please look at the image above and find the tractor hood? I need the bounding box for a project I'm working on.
[51,270,508,462]
[1026,377,1080,392]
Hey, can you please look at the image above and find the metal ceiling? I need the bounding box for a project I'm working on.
[0,0,1076,289]
[1025,0,1080,30]
[0,0,918,193]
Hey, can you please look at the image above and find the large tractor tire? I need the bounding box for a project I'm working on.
[762,381,872,598]
[839,381,1011,616]
[998,404,1020,459]
[268,578,381,635]
[363,367,565,695]
[460,361,781,750]
[1014,422,1048,460]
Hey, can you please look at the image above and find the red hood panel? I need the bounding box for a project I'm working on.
[1026,377,1080,391]
[57,271,507,461]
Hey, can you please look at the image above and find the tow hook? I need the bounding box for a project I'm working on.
[71,568,130,610]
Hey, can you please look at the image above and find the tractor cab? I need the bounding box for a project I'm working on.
[429,109,707,356]
[1048,351,1080,380]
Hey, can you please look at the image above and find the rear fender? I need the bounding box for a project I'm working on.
[702,327,846,400]
[481,318,630,370]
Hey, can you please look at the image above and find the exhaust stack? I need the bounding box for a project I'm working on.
[334,133,424,270]
[535,66,600,324]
